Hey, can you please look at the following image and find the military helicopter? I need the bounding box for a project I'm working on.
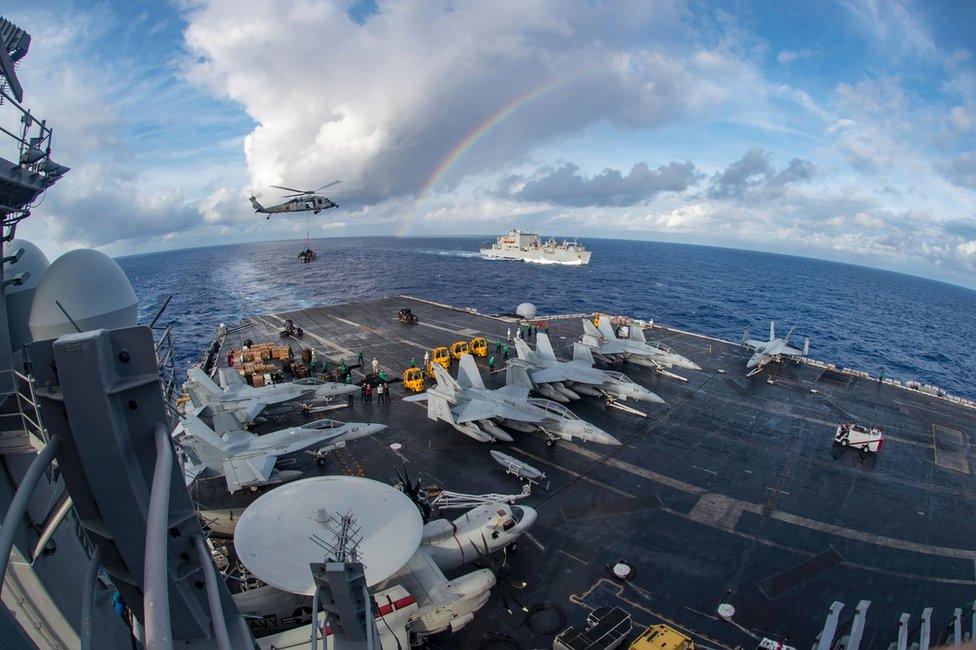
[249,180,340,219]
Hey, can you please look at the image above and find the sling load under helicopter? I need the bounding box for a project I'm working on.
[249,180,340,219]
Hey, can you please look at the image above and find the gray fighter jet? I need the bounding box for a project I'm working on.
[404,354,620,447]
[581,315,700,381]
[186,367,358,422]
[175,406,386,493]
[743,320,809,376]
[512,334,664,406]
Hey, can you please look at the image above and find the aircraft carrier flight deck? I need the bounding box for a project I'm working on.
[202,295,976,649]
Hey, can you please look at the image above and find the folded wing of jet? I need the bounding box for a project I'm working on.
[175,407,386,493]
[512,334,664,408]
[186,367,359,422]
[580,315,700,381]
[405,355,619,446]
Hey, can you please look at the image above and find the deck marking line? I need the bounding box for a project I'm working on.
[561,440,976,560]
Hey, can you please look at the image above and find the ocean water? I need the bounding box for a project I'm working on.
[118,236,976,400]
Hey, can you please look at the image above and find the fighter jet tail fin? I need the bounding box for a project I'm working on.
[186,368,224,406]
[428,393,454,424]
[431,363,461,400]
[769,320,776,342]
[784,325,796,343]
[628,325,646,343]
[581,333,602,349]
[456,354,486,390]
[177,414,229,470]
[582,319,602,338]
[572,342,595,366]
[595,315,617,339]
[513,336,538,363]
[535,333,558,361]
[803,338,810,356]
[504,363,534,390]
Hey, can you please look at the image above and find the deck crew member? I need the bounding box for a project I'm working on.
[376,382,384,403]
[488,356,496,372]
[372,357,380,374]
[423,350,430,367]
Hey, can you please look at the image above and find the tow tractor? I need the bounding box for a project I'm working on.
[450,340,470,360]
[402,367,424,392]
[397,307,419,323]
[279,319,304,338]
[470,336,489,357]
[431,346,450,370]
[833,422,884,453]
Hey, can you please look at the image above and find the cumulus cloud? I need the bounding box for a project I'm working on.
[707,148,815,199]
[182,0,806,205]
[497,161,702,206]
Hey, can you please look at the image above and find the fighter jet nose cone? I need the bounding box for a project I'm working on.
[366,423,388,435]
[645,392,666,404]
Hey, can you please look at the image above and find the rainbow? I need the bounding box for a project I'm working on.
[396,78,564,236]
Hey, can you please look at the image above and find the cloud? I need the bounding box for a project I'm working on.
[777,49,814,64]
[497,161,702,207]
[938,152,976,189]
[182,0,815,206]
[707,148,815,199]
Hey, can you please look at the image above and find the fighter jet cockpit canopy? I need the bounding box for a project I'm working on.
[27,248,138,341]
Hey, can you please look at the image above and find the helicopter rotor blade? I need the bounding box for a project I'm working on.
[271,185,308,194]
[314,180,342,192]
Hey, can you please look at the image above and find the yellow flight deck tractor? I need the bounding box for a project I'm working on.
[629,624,695,650]
[403,367,424,392]
[431,346,450,370]
[450,340,470,360]
[470,336,488,357]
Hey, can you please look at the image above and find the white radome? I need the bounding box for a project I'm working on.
[516,302,537,319]
[3,239,49,295]
[28,249,138,341]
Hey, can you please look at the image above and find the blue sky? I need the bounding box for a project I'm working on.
[5,0,976,287]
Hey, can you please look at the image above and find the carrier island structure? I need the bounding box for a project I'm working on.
[4,15,976,650]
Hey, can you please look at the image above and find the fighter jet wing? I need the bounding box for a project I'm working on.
[782,345,805,356]
[222,453,277,493]
[745,339,767,349]
[529,367,571,384]
[454,400,500,423]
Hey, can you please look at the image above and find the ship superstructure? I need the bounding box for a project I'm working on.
[481,229,592,265]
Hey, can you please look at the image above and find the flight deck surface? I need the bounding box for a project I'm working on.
[204,295,976,648]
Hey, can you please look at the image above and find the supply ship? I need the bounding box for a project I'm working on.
[481,229,592,265]
[3,16,976,650]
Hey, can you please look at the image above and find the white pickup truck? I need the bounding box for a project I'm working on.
[834,423,884,452]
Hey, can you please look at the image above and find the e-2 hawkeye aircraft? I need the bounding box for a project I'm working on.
[249,181,340,219]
